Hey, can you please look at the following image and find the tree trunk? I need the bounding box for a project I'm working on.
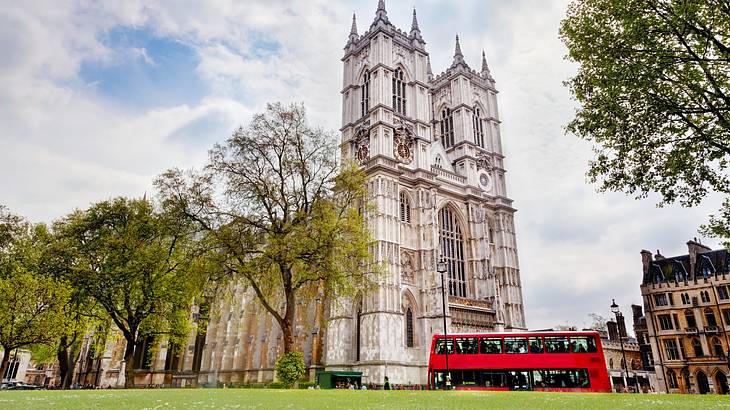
[57,336,71,389]
[0,346,10,382]
[123,336,137,388]
[282,290,296,354]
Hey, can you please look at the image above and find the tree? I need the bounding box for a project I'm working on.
[275,351,306,388]
[588,313,609,332]
[51,198,209,388]
[560,0,730,236]
[0,208,67,380]
[156,102,378,355]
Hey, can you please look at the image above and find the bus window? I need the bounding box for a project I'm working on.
[460,370,479,386]
[570,336,595,353]
[504,337,528,354]
[456,338,478,354]
[480,337,502,354]
[434,338,454,355]
[532,370,545,388]
[541,369,590,388]
[481,370,506,387]
[545,336,569,353]
[529,337,543,353]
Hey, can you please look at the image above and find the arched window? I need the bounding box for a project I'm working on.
[692,338,703,357]
[667,369,678,388]
[399,192,411,224]
[435,155,443,168]
[705,308,718,327]
[473,106,485,148]
[405,308,414,348]
[620,358,626,369]
[608,358,614,369]
[361,70,370,118]
[440,109,454,148]
[681,293,689,304]
[439,207,466,297]
[712,337,724,357]
[701,291,710,303]
[685,309,697,328]
[392,68,406,115]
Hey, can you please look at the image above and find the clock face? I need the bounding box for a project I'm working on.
[397,143,412,162]
[479,173,492,190]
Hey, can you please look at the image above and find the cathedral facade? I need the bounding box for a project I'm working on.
[324,1,525,385]
[70,1,525,388]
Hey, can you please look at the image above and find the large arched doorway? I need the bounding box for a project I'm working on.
[697,371,710,394]
[716,372,729,395]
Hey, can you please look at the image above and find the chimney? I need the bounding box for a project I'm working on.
[641,250,652,277]
[607,320,619,341]
[654,249,665,261]
[631,304,643,322]
[617,312,628,338]
[687,238,712,275]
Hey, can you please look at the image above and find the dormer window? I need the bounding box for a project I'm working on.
[361,70,370,118]
[473,106,485,148]
[392,68,406,115]
[440,108,454,148]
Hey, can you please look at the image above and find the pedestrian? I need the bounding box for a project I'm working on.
[384,376,391,390]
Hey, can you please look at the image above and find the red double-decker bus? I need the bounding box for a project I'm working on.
[427,331,611,392]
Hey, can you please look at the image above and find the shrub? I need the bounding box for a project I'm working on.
[275,351,306,388]
[298,381,317,389]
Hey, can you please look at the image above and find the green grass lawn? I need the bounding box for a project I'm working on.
[0,389,728,409]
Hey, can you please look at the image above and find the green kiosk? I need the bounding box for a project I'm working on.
[315,371,363,389]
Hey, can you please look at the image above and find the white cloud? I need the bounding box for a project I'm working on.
[0,0,722,333]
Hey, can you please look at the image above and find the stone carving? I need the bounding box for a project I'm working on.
[353,126,370,165]
[476,151,492,172]
[400,251,414,283]
[355,46,370,76]
[393,118,415,164]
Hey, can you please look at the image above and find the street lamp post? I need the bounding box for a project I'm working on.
[610,299,632,393]
[437,256,449,390]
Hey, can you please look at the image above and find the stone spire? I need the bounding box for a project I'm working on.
[452,35,466,67]
[374,0,389,23]
[409,8,423,43]
[427,56,433,80]
[348,13,358,44]
[481,50,492,79]
[411,9,420,32]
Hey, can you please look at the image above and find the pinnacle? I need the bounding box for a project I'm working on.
[455,35,463,58]
[351,13,358,36]
[411,8,420,32]
[374,0,388,22]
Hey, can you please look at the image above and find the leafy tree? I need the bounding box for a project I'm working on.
[275,351,306,388]
[156,102,378,355]
[588,313,609,332]
[560,0,730,236]
[51,198,209,388]
[0,208,67,380]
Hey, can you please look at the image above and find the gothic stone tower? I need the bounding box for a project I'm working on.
[325,1,526,385]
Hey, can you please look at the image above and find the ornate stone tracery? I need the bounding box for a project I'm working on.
[353,125,370,164]
[476,151,492,172]
[393,118,415,163]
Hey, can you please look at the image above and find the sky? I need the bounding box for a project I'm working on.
[0,0,723,332]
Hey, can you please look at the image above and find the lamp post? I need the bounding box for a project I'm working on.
[610,299,632,393]
[437,256,449,390]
